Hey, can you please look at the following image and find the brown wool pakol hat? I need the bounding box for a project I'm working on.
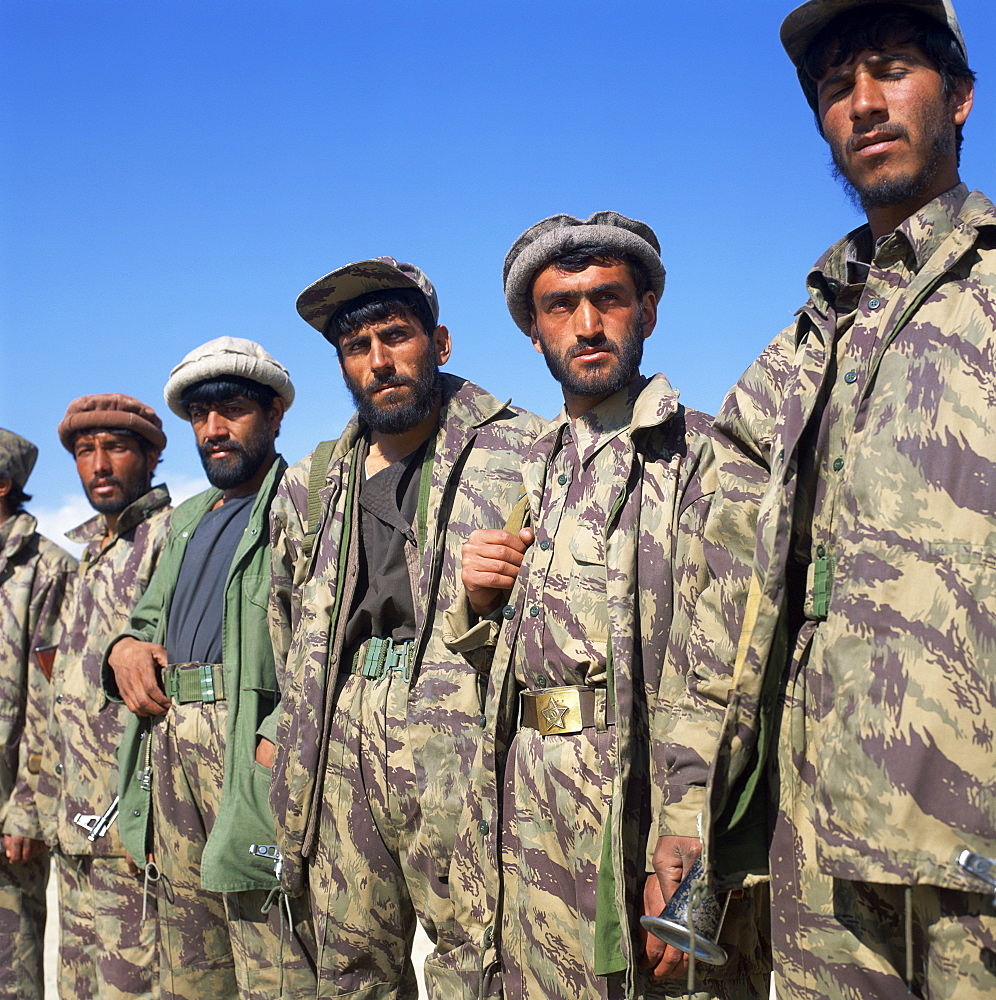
[295,257,440,343]
[0,429,39,490]
[780,0,967,69]
[57,394,167,453]
[502,211,666,334]
[163,337,295,420]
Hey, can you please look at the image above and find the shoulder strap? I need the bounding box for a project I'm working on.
[302,440,336,560]
[503,490,531,536]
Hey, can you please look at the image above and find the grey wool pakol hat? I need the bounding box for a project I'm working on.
[163,337,295,420]
[502,211,666,334]
[780,0,967,69]
[0,429,39,490]
[295,257,440,343]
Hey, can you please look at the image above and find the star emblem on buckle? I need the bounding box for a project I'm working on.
[540,697,569,732]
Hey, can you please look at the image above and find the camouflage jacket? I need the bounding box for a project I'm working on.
[449,375,716,992]
[107,457,287,893]
[662,185,996,893]
[43,486,171,857]
[0,513,76,841]
[268,374,542,894]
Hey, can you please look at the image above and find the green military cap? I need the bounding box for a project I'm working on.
[0,429,38,490]
[296,257,440,343]
[780,0,967,69]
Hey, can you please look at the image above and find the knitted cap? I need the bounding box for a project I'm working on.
[163,337,295,420]
[503,211,666,334]
[57,394,167,453]
[0,429,39,490]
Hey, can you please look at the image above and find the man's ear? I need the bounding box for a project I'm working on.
[640,291,658,340]
[267,396,287,434]
[432,324,452,366]
[950,78,974,127]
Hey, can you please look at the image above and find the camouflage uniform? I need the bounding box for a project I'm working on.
[449,375,770,1000]
[42,484,171,1000]
[109,456,317,1000]
[268,374,542,998]
[0,511,75,999]
[662,185,996,998]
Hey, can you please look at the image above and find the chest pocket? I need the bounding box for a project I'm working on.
[568,517,605,566]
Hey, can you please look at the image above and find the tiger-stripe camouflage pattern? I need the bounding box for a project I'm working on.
[0,511,75,999]
[150,699,316,1000]
[56,854,157,1000]
[661,186,996,997]
[269,374,543,997]
[449,375,770,1000]
[42,485,171,999]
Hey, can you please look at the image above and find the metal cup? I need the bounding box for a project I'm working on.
[640,857,730,966]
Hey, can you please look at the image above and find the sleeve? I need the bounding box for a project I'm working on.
[656,331,790,838]
[3,550,76,840]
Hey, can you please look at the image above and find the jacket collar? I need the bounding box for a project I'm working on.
[66,483,171,546]
[0,511,39,563]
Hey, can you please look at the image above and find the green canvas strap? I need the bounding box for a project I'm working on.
[415,432,437,555]
[302,439,337,560]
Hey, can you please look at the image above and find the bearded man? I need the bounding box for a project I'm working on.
[267,257,542,998]
[656,2,996,998]
[105,338,317,1000]
[46,394,171,1000]
[452,212,771,1000]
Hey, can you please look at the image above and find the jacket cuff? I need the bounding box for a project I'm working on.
[658,784,707,839]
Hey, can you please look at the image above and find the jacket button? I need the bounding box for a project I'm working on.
[483,926,494,946]
[844,370,857,384]
[536,676,547,688]
[816,545,826,558]
[478,820,489,835]
[868,297,881,309]
[133,809,141,817]
[539,540,550,550]
[557,474,567,485]
[502,605,515,620]
[833,458,844,472]
[529,606,540,617]
[55,694,63,703]
[54,763,63,774]
[479,715,487,728]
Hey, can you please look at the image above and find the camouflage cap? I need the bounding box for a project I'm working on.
[780,0,967,70]
[163,336,295,420]
[503,211,666,335]
[0,429,39,490]
[57,394,167,454]
[295,257,440,342]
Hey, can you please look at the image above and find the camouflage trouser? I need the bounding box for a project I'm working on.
[769,624,996,999]
[309,670,474,999]
[501,725,771,1000]
[55,850,158,999]
[0,850,48,999]
[151,699,317,1000]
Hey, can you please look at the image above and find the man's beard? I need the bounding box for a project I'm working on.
[85,475,150,516]
[344,357,441,435]
[830,110,955,213]
[539,307,644,399]
[198,429,272,489]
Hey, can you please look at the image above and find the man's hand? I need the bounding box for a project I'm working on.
[255,737,275,769]
[107,637,171,717]
[642,835,703,979]
[4,834,45,864]
[462,527,534,618]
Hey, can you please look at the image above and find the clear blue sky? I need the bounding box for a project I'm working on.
[2,0,994,551]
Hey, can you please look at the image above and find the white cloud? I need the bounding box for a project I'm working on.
[33,474,209,559]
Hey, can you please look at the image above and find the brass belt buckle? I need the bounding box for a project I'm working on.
[531,688,584,736]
